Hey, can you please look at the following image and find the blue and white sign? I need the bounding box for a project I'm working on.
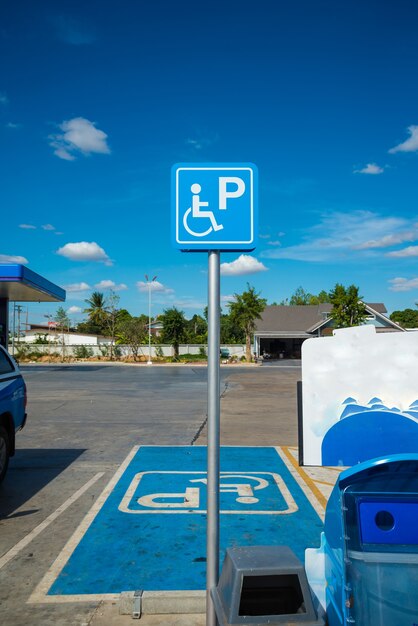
[172,163,258,251]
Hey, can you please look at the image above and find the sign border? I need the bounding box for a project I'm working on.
[172,163,257,251]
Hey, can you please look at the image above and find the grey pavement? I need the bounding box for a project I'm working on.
[0,363,329,626]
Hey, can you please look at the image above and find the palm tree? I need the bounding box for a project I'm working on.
[84,292,108,331]
[228,284,267,362]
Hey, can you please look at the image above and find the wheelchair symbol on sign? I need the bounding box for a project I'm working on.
[183,178,246,237]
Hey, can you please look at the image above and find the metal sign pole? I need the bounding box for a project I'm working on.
[206,249,221,626]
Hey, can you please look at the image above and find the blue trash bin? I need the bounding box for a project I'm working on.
[319,454,418,626]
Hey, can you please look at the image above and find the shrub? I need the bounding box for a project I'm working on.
[99,345,109,357]
[74,345,94,359]
[155,346,164,358]
[14,344,29,360]
[33,333,50,344]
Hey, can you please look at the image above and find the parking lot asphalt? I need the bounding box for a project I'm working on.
[0,363,338,626]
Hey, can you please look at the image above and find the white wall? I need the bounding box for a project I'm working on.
[11,343,246,358]
[21,331,99,345]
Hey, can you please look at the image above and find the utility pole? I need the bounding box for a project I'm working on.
[145,275,157,364]
[16,305,24,345]
[11,302,16,355]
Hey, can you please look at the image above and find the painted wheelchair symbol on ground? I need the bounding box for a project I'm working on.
[36,446,323,599]
[120,471,297,514]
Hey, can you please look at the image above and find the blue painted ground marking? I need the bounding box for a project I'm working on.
[48,447,323,595]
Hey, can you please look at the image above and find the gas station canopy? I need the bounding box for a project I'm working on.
[0,264,65,302]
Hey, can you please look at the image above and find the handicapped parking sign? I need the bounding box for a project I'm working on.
[172,163,258,251]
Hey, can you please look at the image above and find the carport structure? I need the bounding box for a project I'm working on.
[0,264,65,349]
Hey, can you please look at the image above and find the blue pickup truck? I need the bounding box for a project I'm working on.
[0,344,27,483]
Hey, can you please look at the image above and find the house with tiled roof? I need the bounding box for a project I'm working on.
[254,303,404,359]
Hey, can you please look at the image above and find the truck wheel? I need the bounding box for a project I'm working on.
[0,426,10,484]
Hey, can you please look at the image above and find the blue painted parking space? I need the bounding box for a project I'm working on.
[48,446,323,595]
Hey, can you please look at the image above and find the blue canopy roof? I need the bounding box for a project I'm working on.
[0,264,65,302]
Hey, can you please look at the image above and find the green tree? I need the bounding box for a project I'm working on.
[328,283,367,328]
[309,290,330,304]
[390,308,418,328]
[185,314,207,343]
[55,306,70,329]
[204,306,245,343]
[54,306,70,361]
[117,309,132,328]
[160,307,187,359]
[228,284,267,362]
[76,319,104,336]
[103,291,120,360]
[220,312,245,344]
[289,286,313,305]
[84,292,108,332]
[287,287,330,305]
[118,317,147,361]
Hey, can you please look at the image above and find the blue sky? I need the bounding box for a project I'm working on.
[2,0,418,324]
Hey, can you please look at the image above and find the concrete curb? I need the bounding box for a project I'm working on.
[119,590,206,616]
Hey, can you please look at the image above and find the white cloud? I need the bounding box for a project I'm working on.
[95,280,128,291]
[57,241,112,265]
[64,282,91,292]
[67,306,82,314]
[0,254,28,264]
[53,147,76,161]
[354,163,384,175]
[262,211,418,262]
[387,246,418,258]
[0,93,8,105]
[221,294,236,304]
[6,122,21,129]
[49,117,111,160]
[220,255,268,276]
[172,297,206,309]
[136,280,174,294]
[185,132,219,151]
[42,224,55,231]
[389,125,418,154]
[355,230,418,250]
[389,277,418,292]
[19,224,36,229]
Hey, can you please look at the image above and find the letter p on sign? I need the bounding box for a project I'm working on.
[219,177,246,210]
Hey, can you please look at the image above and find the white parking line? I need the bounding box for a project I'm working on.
[0,472,105,571]
[28,445,140,604]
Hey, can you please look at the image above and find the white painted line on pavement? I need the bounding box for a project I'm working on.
[28,445,140,604]
[0,472,105,571]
